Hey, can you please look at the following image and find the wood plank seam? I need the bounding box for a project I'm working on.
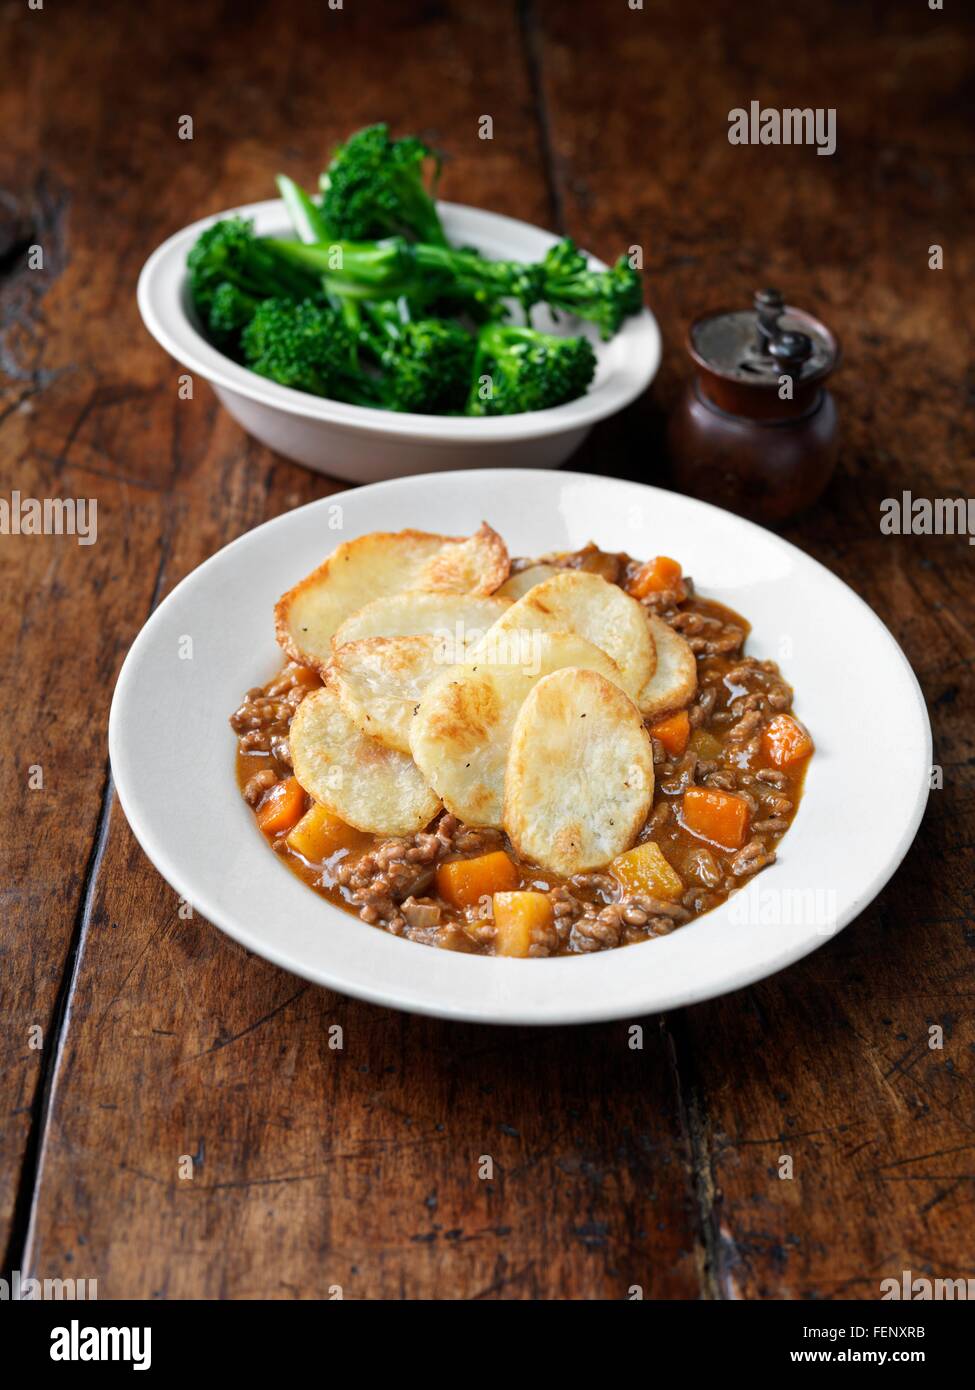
[665,1011,726,1300]
[515,0,565,234]
[2,768,114,1278]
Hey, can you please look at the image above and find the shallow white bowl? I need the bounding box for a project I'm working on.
[109,470,931,1025]
[136,200,661,482]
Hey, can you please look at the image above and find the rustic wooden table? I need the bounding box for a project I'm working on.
[2,0,972,1301]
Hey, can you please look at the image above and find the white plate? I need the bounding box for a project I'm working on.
[109,470,931,1025]
[136,200,661,481]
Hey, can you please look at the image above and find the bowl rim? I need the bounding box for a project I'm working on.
[108,469,933,1025]
[136,198,662,441]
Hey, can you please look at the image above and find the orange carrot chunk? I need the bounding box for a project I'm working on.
[681,786,750,850]
[627,555,683,599]
[762,713,814,768]
[256,776,306,835]
[436,851,520,909]
[493,891,553,957]
[649,709,691,758]
[286,803,369,861]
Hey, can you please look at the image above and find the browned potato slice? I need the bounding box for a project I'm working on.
[275,524,509,669]
[415,522,508,594]
[410,632,624,829]
[331,635,447,753]
[638,616,697,718]
[473,570,655,700]
[503,668,654,876]
[495,563,560,601]
[289,684,440,836]
[332,592,509,650]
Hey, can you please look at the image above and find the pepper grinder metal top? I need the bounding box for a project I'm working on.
[668,288,842,522]
[689,287,839,419]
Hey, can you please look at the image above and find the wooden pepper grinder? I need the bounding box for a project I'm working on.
[668,288,841,523]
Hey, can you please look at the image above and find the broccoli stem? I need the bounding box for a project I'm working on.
[265,236,541,314]
[360,298,407,343]
[266,236,422,299]
[237,240,322,302]
[276,174,333,244]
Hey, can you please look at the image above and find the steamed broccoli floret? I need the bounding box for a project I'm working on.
[362,302,475,413]
[536,238,643,340]
[187,159,640,417]
[241,298,381,405]
[319,123,447,246]
[206,282,260,351]
[466,322,596,415]
[187,217,321,321]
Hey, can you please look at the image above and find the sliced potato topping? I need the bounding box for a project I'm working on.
[413,522,508,594]
[332,591,509,649]
[275,524,509,669]
[503,668,654,876]
[638,616,697,718]
[410,631,624,829]
[274,526,705,873]
[290,684,440,836]
[331,634,447,754]
[472,569,655,701]
[495,563,560,601]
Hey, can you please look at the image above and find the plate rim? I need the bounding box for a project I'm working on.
[108,469,932,1024]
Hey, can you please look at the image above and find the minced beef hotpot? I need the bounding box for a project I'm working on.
[231,543,813,957]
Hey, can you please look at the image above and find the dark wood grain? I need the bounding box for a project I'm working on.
[1,0,972,1298]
